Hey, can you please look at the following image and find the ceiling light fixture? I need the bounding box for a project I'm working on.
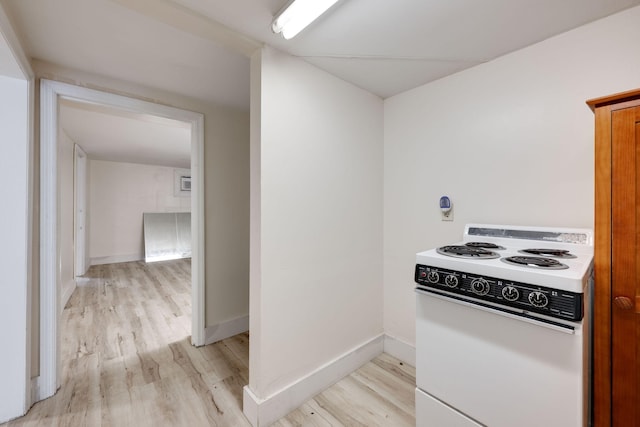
[272,0,341,40]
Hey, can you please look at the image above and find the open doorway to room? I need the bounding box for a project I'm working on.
[59,97,193,288]
[57,97,196,397]
[38,80,205,401]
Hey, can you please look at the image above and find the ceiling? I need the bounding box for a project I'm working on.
[3,0,640,165]
[59,99,191,169]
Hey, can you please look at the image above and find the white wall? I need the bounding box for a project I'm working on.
[383,5,640,347]
[0,3,32,421]
[204,106,251,328]
[248,46,384,406]
[33,60,250,331]
[88,159,190,264]
[0,74,29,422]
[57,130,75,310]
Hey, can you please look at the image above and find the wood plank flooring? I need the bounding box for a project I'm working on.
[4,260,415,427]
[273,354,416,427]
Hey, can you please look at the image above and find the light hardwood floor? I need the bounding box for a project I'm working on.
[5,260,415,427]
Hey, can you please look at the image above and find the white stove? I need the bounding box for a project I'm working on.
[414,224,594,427]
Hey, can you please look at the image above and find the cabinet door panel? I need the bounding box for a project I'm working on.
[611,106,640,427]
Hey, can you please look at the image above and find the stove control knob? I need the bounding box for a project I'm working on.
[427,271,440,283]
[528,291,549,308]
[502,285,520,301]
[444,275,459,288]
[470,278,490,296]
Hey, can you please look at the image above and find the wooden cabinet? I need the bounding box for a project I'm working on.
[588,89,640,427]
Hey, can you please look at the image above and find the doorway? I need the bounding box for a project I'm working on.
[39,79,205,401]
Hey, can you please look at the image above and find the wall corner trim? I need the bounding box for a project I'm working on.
[383,334,416,367]
[242,334,384,426]
[204,315,249,346]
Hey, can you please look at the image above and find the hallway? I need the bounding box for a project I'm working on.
[4,259,415,426]
[7,260,250,426]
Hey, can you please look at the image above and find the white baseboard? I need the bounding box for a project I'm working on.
[242,387,260,427]
[204,315,249,345]
[60,279,76,313]
[243,334,384,427]
[30,377,39,406]
[383,334,416,367]
[90,253,143,266]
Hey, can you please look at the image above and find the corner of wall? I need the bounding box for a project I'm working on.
[383,334,416,367]
[248,43,263,394]
[242,335,384,426]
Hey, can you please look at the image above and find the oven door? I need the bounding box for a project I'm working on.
[416,289,586,427]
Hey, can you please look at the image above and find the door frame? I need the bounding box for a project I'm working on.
[73,144,88,277]
[39,79,206,400]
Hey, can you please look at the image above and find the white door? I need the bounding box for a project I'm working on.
[74,144,88,276]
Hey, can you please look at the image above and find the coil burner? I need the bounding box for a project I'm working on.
[519,248,576,259]
[465,242,506,250]
[436,245,500,259]
[501,255,569,270]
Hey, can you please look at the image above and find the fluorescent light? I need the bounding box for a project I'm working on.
[272,0,341,40]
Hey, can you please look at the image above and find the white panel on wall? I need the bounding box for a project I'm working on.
[383,5,640,347]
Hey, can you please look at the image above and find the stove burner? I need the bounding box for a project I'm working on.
[518,248,576,259]
[465,242,505,250]
[437,245,500,259]
[501,256,569,270]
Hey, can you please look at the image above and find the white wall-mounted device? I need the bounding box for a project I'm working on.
[440,196,453,221]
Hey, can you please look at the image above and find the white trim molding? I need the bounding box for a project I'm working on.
[242,334,384,427]
[73,144,88,277]
[39,79,59,400]
[191,112,206,347]
[39,79,206,401]
[60,279,76,313]
[90,253,144,266]
[383,334,416,367]
[205,315,249,345]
